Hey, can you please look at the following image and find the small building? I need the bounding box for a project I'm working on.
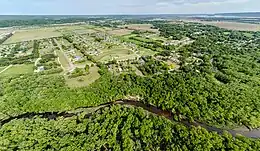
[35,66,45,73]
[38,66,45,71]
[74,56,81,61]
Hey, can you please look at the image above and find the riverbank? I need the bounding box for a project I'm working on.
[1,99,260,138]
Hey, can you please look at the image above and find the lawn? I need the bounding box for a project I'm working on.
[244,33,254,38]
[56,50,71,69]
[95,48,135,62]
[4,28,62,44]
[0,66,6,71]
[0,64,34,76]
[133,36,153,43]
[66,66,100,88]
[149,34,168,42]
[132,65,144,76]
[139,48,157,56]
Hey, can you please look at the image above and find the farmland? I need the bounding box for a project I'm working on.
[4,28,62,44]
[121,24,159,33]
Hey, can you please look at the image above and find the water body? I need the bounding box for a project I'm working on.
[1,99,260,139]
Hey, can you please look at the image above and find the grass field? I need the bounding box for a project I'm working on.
[108,29,134,36]
[0,66,6,71]
[4,28,62,44]
[56,50,71,69]
[139,48,157,56]
[149,34,168,42]
[132,65,144,76]
[60,25,97,34]
[122,24,159,33]
[0,64,34,76]
[183,20,260,31]
[66,66,100,88]
[95,48,135,62]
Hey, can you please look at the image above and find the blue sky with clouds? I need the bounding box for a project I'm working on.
[0,0,259,15]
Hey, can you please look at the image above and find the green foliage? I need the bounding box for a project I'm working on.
[1,105,260,150]
[85,64,90,73]
[1,20,260,150]
[69,68,86,78]
[138,56,168,75]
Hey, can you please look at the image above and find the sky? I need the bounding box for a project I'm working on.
[0,0,259,15]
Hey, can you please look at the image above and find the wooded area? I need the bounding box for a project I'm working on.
[0,18,260,150]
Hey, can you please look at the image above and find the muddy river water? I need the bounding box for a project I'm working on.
[1,99,260,139]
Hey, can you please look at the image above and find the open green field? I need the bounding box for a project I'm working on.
[139,48,157,56]
[95,48,135,62]
[132,65,144,76]
[4,28,62,44]
[121,24,159,33]
[60,25,97,34]
[56,50,70,69]
[66,66,100,88]
[0,66,6,71]
[108,29,134,36]
[149,34,168,42]
[0,64,34,76]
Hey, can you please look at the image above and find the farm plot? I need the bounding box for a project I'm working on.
[60,25,98,35]
[121,24,159,33]
[108,29,134,36]
[66,66,100,88]
[4,28,62,44]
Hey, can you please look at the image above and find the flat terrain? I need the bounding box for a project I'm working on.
[121,24,158,33]
[108,29,134,36]
[0,64,34,76]
[182,20,260,31]
[4,28,62,44]
[56,50,71,70]
[0,66,6,71]
[139,48,156,56]
[60,25,97,34]
[95,48,136,62]
[66,66,100,88]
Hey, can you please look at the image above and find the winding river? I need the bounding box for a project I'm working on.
[1,99,260,139]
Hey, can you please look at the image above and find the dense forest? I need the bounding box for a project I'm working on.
[1,105,260,150]
[1,20,260,150]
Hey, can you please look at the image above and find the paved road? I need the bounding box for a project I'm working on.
[34,58,41,66]
[0,65,13,74]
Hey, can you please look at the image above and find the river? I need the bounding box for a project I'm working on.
[1,99,260,139]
